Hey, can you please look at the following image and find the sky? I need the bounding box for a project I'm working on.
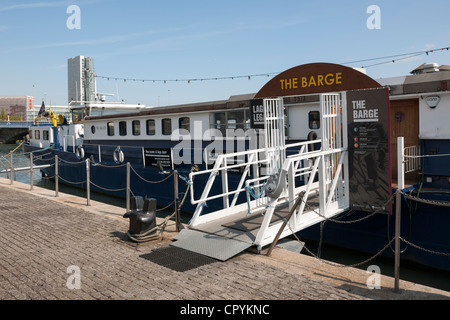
[1,0,450,107]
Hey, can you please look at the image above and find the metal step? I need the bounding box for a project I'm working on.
[171,229,253,261]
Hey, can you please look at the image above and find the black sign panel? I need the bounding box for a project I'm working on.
[347,87,391,213]
[144,148,172,169]
[249,99,264,129]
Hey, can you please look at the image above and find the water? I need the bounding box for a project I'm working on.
[1,144,449,293]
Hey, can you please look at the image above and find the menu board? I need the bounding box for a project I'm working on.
[346,87,391,213]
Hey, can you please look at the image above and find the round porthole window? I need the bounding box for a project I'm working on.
[91,125,96,134]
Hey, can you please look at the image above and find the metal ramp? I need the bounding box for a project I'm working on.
[171,229,252,261]
[171,196,316,260]
[186,93,350,253]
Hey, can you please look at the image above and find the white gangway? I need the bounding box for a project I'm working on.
[171,93,350,260]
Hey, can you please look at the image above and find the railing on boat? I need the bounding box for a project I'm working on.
[187,94,351,249]
[404,145,420,173]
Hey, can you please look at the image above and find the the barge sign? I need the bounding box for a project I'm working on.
[346,87,391,213]
[255,63,382,98]
[279,72,342,91]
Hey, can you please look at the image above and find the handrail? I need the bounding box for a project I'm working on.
[404,145,420,173]
[188,133,349,234]
[188,139,321,201]
[189,143,345,207]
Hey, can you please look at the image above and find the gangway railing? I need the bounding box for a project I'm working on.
[188,139,320,219]
[188,93,349,250]
[188,137,349,249]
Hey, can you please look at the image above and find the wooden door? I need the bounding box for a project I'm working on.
[390,99,419,182]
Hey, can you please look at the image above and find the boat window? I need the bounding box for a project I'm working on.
[43,130,49,141]
[91,125,96,134]
[211,110,248,135]
[35,130,40,140]
[227,111,246,130]
[146,119,155,135]
[132,120,141,136]
[71,108,86,123]
[107,122,114,136]
[119,121,127,136]
[179,117,190,133]
[162,118,172,135]
[309,111,320,129]
[213,112,226,135]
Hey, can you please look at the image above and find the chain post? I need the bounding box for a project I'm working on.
[55,155,59,197]
[86,158,90,206]
[29,153,33,190]
[10,153,13,185]
[395,137,405,293]
[126,162,130,211]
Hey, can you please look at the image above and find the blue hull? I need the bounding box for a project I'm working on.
[298,192,450,271]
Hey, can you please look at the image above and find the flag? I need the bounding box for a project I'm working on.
[38,101,45,116]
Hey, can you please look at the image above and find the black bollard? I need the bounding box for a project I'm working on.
[123,197,158,241]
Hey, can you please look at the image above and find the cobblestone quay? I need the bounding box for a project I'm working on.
[0,181,449,315]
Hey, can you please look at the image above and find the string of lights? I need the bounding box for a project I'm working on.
[95,46,450,84]
[357,47,450,68]
[95,72,279,83]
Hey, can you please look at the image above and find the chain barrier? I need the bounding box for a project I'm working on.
[283,215,397,268]
[398,191,450,258]
[402,192,450,208]
[89,180,127,192]
[1,148,190,223]
[33,152,54,161]
[263,189,398,266]
[58,158,85,165]
[156,200,175,212]
[305,236,395,268]
[281,188,450,269]
[57,175,86,185]
[400,237,450,258]
[93,162,127,168]
[320,191,397,224]
[130,165,174,184]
